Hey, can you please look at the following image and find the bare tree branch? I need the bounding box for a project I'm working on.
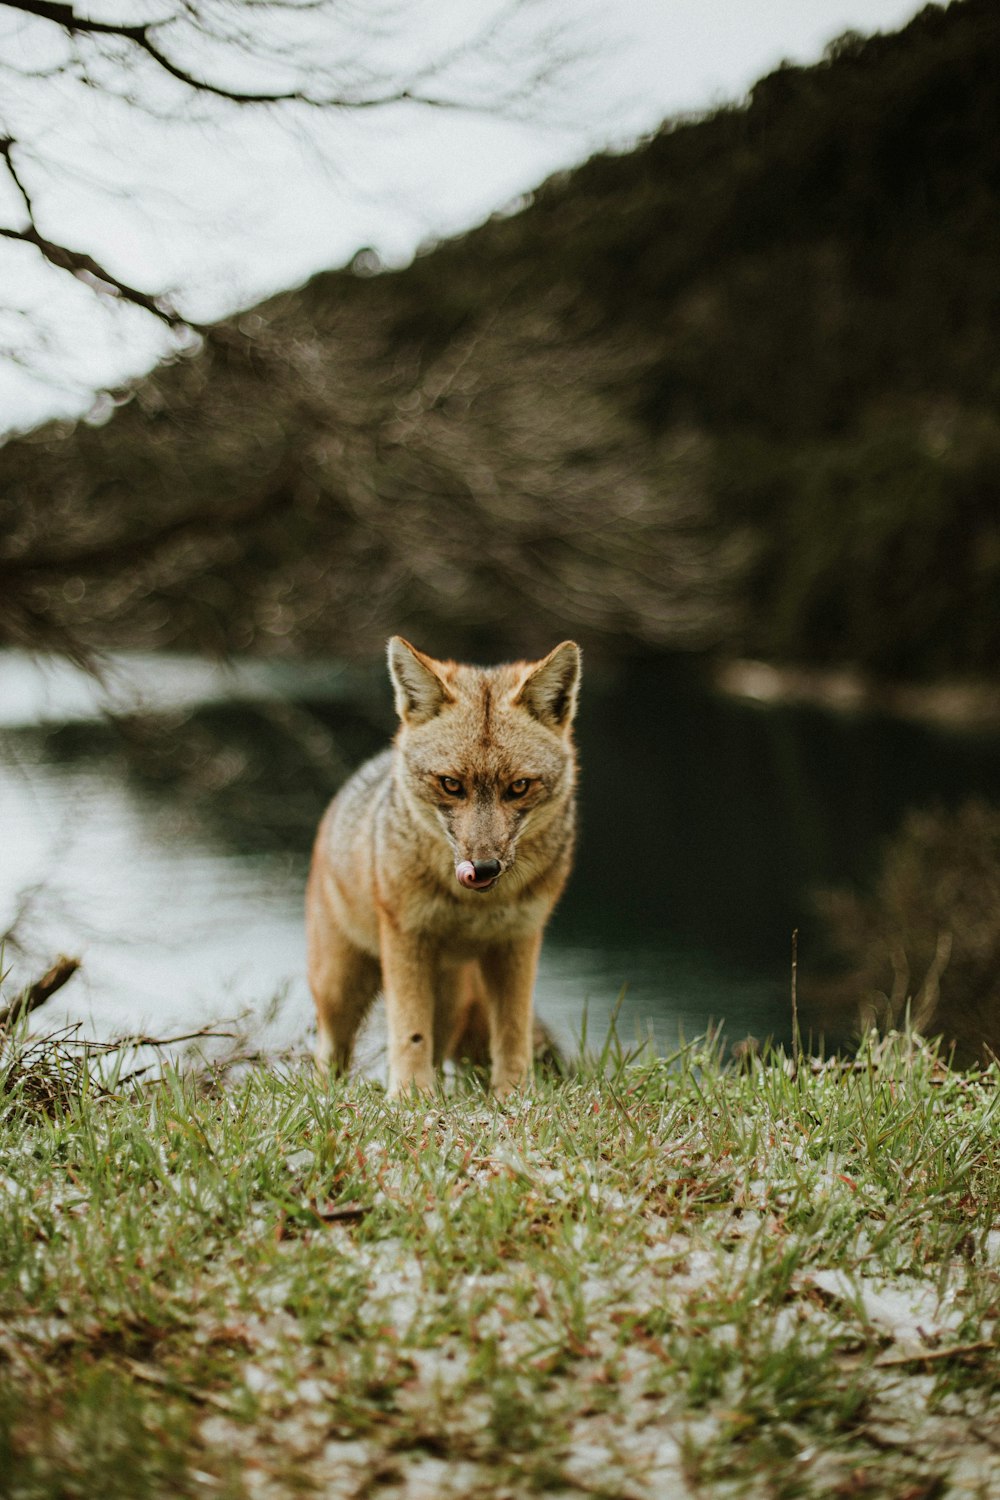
[0,0,579,348]
[0,0,523,108]
[0,134,190,323]
[0,227,187,325]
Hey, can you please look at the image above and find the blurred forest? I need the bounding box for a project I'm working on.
[1,0,999,676]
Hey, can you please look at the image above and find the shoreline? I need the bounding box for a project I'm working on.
[714,657,1000,734]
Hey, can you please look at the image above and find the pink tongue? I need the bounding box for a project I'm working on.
[456,861,480,888]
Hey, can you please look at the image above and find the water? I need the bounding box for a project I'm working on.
[2,649,999,1067]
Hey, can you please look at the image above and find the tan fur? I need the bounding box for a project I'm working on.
[306,637,581,1098]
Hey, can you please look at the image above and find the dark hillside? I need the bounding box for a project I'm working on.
[2,0,998,675]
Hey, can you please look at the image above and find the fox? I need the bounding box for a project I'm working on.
[306,636,581,1098]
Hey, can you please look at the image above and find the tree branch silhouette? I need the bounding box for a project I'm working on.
[0,0,571,325]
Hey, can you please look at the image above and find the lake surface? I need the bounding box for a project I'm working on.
[2,649,999,1070]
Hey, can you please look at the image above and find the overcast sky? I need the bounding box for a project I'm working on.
[0,0,925,435]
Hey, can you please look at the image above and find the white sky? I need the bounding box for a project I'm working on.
[0,0,925,435]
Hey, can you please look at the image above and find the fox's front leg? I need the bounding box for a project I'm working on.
[480,933,543,1098]
[380,921,438,1098]
[308,915,381,1078]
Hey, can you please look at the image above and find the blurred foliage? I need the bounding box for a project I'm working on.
[817,800,1000,1064]
[1,0,999,672]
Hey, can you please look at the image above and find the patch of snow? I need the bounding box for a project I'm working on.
[807,1269,964,1349]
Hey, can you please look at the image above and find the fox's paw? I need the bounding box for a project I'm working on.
[490,1072,531,1104]
[386,1070,437,1102]
[314,1030,353,1080]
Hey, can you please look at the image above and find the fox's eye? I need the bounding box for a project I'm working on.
[508,778,531,798]
[439,776,464,797]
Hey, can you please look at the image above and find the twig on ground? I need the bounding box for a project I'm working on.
[874,1339,996,1368]
[108,1026,240,1049]
[0,955,81,1030]
[120,1357,236,1412]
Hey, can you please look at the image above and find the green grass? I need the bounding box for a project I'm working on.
[1,1030,998,1498]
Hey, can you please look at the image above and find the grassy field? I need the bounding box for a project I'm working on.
[1,1025,998,1500]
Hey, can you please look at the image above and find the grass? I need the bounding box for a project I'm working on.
[1,1026,998,1499]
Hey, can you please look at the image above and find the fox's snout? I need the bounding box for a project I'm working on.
[456,858,503,891]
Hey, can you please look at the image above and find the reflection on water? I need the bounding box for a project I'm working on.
[2,650,999,1064]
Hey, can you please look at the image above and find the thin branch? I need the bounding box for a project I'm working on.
[0,142,173,330]
[0,222,189,327]
[0,136,36,220]
[107,1025,240,1048]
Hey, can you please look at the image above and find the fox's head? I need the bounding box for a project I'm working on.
[387,637,581,892]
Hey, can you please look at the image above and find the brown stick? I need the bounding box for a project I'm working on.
[874,1339,996,1368]
[0,955,81,1029]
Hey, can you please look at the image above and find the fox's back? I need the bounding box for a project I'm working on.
[307,748,394,957]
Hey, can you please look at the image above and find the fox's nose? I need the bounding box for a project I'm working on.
[456,858,503,890]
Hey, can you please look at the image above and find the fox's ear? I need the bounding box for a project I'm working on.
[387,637,455,725]
[514,641,581,732]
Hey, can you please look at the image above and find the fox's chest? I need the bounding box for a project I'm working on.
[404,882,552,953]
